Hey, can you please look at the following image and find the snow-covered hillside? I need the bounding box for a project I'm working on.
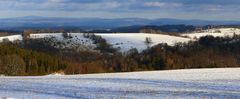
[0,35,22,42]
[31,33,96,51]
[1,28,239,52]
[0,68,239,99]
[182,28,240,39]
[0,33,190,52]
[96,33,190,52]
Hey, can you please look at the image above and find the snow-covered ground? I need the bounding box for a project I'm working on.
[96,33,190,52]
[182,28,240,39]
[0,35,22,42]
[1,28,239,52]
[30,33,96,51]
[0,33,190,52]
[0,68,239,99]
[31,33,190,52]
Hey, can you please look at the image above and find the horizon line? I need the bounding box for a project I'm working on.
[0,16,239,22]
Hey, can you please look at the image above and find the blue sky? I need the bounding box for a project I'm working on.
[0,0,239,20]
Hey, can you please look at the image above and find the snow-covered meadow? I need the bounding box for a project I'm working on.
[1,28,239,52]
[30,33,190,52]
[96,33,190,52]
[0,33,190,52]
[0,35,22,42]
[182,28,240,39]
[0,68,239,99]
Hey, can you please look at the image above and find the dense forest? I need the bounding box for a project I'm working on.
[0,34,240,76]
[0,42,67,76]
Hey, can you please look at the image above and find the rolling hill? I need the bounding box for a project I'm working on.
[1,28,240,52]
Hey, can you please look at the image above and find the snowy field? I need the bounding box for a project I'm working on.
[0,28,240,52]
[96,33,190,52]
[182,28,240,39]
[0,35,22,42]
[30,33,190,52]
[0,33,190,52]
[0,68,239,99]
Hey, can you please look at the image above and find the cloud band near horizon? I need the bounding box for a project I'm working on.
[0,0,239,20]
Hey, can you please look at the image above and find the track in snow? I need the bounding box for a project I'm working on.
[0,68,239,99]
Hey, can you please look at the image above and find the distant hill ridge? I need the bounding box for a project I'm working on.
[0,16,239,30]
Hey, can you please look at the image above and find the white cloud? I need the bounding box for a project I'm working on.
[144,2,183,8]
[204,5,223,12]
[0,0,239,20]
[48,0,67,3]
